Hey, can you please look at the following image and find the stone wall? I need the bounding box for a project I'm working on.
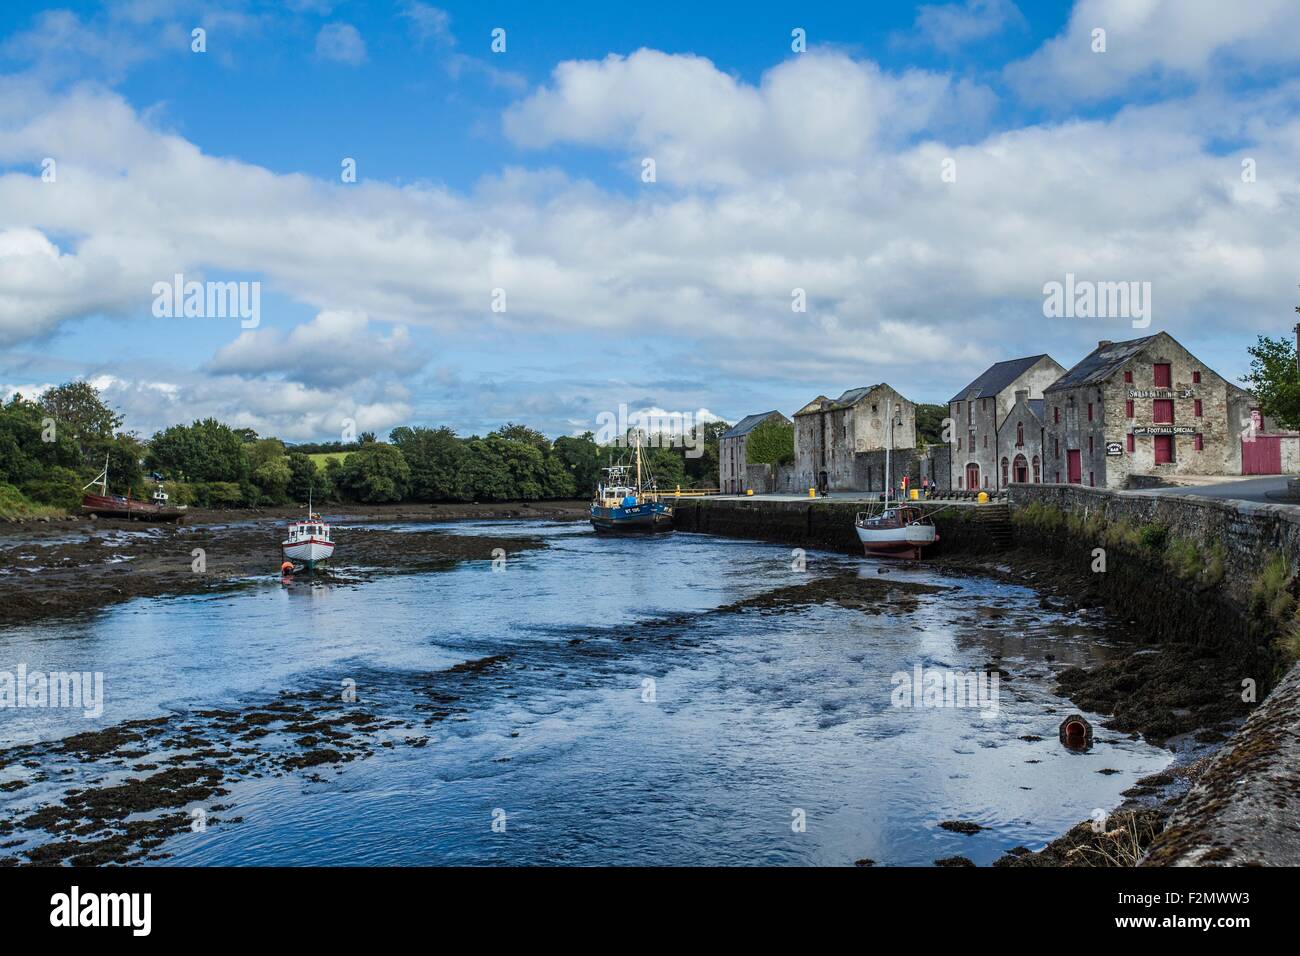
[671,497,996,556]
[1008,482,1300,604]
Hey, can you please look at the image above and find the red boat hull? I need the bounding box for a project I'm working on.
[81,494,186,523]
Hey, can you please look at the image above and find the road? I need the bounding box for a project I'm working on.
[1128,475,1297,504]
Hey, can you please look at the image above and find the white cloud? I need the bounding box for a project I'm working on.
[208,310,428,387]
[912,0,1025,53]
[504,49,996,185]
[1007,0,1300,103]
[315,22,366,65]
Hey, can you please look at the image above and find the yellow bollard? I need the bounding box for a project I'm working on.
[977,491,989,503]
[909,489,919,500]
[808,487,816,498]
[746,489,754,496]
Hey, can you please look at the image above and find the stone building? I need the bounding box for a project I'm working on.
[794,384,915,493]
[1042,332,1257,488]
[948,354,1064,490]
[719,410,791,494]
[995,389,1047,486]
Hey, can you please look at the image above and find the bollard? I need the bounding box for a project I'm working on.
[808,488,816,498]
[977,491,989,504]
[746,489,754,496]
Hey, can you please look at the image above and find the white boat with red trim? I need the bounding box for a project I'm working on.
[281,512,334,570]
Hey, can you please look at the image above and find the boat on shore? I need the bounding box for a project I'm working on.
[853,403,938,559]
[80,456,187,523]
[281,505,335,571]
[589,435,673,534]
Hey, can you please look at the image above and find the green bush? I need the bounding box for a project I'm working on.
[1137,523,1168,553]
[0,483,62,520]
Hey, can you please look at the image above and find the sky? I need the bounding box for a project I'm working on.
[1,0,1298,443]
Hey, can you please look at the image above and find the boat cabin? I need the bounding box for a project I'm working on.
[286,516,331,543]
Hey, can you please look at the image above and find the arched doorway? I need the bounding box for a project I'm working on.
[1013,454,1028,483]
[965,462,980,489]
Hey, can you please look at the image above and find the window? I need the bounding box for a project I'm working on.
[1032,456,1040,483]
[958,436,962,451]
[1088,436,1093,455]
[982,399,988,412]
[958,475,963,488]
[1016,421,1024,446]
[871,404,878,413]
[1054,406,1060,424]
[983,434,988,448]
[1089,471,1094,487]
[1127,433,1135,452]
[1054,437,1060,458]
[1193,371,1201,384]
[1195,433,1203,451]
[1154,363,1171,388]
[1001,457,1009,486]
[1153,399,1174,423]
[1125,399,1134,418]
[1194,399,1203,417]
[1087,402,1093,422]
[956,402,961,418]
[1124,370,1133,384]
[1055,472,1060,483]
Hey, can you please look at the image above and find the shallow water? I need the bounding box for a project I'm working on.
[0,521,1171,865]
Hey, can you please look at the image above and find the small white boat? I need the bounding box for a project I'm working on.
[851,401,939,559]
[855,505,938,559]
[281,512,334,570]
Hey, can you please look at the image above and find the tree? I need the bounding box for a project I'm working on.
[390,425,465,501]
[746,419,794,466]
[455,438,514,501]
[915,403,948,448]
[1243,335,1300,430]
[247,439,292,503]
[336,443,411,502]
[286,452,320,503]
[146,419,249,483]
[38,381,123,464]
[553,433,601,495]
[491,422,550,451]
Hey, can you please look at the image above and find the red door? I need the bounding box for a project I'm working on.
[1242,436,1282,474]
[1067,450,1081,483]
[1154,435,1173,464]
[966,463,980,488]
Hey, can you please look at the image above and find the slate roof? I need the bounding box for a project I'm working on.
[1027,399,1045,423]
[722,410,789,440]
[948,355,1051,405]
[794,385,890,416]
[1044,336,1158,392]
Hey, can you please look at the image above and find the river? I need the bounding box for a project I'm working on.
[0,519,1172,865]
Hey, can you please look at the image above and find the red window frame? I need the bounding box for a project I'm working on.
[1054,406,1060,424]
[1125,399,1134,418]
[1126,433,1135,452]
[1087,402,1093,421]
[1192,371,1201,384]
[1153,399,1174,423]
[1194,433,1203,451]
[1124,370,1133,384]
[1154,363,1171,388]
[1194,399,1202,417]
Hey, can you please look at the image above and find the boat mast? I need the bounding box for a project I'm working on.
[635,431,642,492]
[885,404,894,508]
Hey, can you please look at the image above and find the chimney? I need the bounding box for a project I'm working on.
[1014,389,1029,404]
[1098,340,1113,349]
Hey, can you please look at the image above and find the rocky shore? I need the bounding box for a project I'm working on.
[0,502,580,627]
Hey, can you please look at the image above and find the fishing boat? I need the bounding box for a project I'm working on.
[280,507,335,571]
[854,403,938,560]
[80,455,187,523]
[589,434,673,534]
[281,489,334,572]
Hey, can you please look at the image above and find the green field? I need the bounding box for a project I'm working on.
[307,452,352,470]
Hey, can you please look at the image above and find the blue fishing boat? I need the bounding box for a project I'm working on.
[589,436,673,534]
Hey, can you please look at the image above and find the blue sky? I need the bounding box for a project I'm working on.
[1,0,1298,442]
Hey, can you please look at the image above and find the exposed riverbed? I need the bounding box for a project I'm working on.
[0,516,1181,865]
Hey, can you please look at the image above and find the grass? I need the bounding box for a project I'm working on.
[0,482,64,521]
[308,452,350,471]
